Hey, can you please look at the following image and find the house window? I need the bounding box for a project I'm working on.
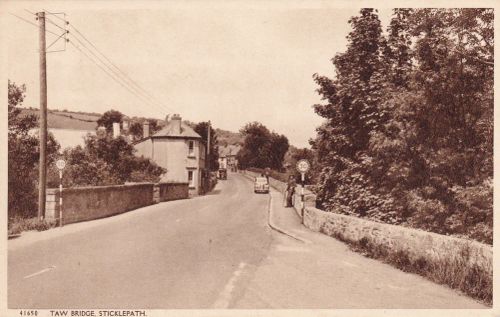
[188,170,194,187]
[188,140,195,156]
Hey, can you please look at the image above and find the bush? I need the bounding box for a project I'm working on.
[8,217,57,235]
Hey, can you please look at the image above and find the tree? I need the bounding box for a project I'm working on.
[128,121,143,140]
[194,121,219,171]
[8,80,60,219]
[237,122,289,170]
[53,134,165,187]
[311,8,392,220]
[311,8,493,243]
[268,133,289,170]
[96,109,123,133]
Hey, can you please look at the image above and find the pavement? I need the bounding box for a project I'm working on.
[8,173,488,309]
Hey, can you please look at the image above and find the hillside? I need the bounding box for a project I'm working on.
[19,107,243,146]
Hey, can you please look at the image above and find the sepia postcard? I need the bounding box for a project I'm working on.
[1,1,498,317]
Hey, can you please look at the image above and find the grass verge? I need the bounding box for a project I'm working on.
[320,225,492,306]
[8,217,57,236]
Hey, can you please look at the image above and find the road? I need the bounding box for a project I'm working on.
[8,173,486,309]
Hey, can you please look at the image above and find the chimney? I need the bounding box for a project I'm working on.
[143,121,150,138]
[171,114,181,134]
[112,122,120,138]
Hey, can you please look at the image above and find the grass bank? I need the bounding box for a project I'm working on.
[322,227,492,306]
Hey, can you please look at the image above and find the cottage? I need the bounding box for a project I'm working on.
[218,144,241,172]
[133,114,206,195]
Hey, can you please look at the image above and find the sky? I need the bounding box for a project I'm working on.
[4,1,393,148]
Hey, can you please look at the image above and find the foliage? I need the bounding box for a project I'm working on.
[8,81,60,220]
[8,217,57,235]
[128,121,143,140]
[96,109,124,133]
[48,134,165,187]
[194,121,220,171]
[284,147,317,184]
[128,119,162,141]
[311,9,493,243]
[237,122,289,170]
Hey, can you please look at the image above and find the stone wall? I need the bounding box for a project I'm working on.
[154,182,189,203]
[46,182,189,225]
[241,169,492,278]
[304,206,492,271]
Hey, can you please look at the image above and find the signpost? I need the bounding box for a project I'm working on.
[296,159,310,223]
[56,159,66,227]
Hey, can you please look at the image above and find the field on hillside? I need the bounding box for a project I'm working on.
[18,108,244,146]
[20,108,98,130]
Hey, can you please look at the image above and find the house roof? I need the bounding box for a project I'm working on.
[219,144,241,157]
[152,121,201,139]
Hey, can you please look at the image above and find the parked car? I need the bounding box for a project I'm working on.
[218,168,227,180]
[254,177,269,194]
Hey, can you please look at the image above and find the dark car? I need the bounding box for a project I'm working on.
[218,168,227,180]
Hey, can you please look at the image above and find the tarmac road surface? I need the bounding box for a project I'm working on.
[8,173,486,309]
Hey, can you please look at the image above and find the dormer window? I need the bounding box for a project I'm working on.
[188,140,195,157]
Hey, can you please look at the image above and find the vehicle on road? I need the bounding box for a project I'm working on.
[254,177,269,194]
[218,168,227,180]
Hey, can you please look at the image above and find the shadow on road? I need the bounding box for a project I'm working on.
[205,189,222,196]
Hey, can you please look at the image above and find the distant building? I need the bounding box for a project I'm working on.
[133,114,206,195]
[218,144,241,172]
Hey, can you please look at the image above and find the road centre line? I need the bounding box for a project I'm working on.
[24,266,56,279]
[212,262,247,308]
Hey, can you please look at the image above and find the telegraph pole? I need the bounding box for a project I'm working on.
[207,121,211,170]
[37,11,48,220]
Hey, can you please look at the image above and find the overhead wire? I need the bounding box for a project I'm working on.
[17,9,175,117]
[41,11,170,114]
[67,33,170,115]
[9,12,60,37]
[66,22,174,114]
[69,40,164,113]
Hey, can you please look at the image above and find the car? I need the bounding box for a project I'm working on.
[218,168,227,180]
[254,177,269,193]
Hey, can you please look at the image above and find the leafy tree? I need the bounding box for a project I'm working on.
[311,8,392,220]
[268,133,289,171]
[311,8,493,243]
[8,80,60,219]
[194,121,219,171]
[237,122,289,170]
[128,121,143,140]
[96,109,123,133]
[49,134,165,187]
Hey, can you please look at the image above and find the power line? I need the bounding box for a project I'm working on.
[67,33,168,115]
[68,39,170,115]
[10,12,60,36]
[46,17,67,32]
[43,9,67,24]
[67,22,174,114]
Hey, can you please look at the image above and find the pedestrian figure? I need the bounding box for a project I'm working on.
[285,175,296,207]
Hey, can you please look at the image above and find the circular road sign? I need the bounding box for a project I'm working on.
[56,159,66,170]
[296,159,310,173]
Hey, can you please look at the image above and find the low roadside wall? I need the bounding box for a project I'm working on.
[46,182,189,225]
[241,169,492,302]
[154,182,189,203]
[304,206,492,269]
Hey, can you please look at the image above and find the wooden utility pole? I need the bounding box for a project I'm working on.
[38,11,48,220]
[207,121,211,170]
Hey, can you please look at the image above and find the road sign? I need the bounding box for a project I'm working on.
[56,159,66,170]
[296,159,310,173]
